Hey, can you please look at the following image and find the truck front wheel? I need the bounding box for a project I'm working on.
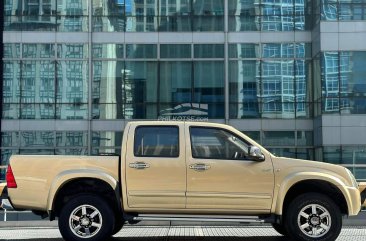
[284,192,342,241]
[59,194,115,241]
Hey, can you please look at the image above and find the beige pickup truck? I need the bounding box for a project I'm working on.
[5,121,365,241]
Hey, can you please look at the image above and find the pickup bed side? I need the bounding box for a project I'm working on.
[8,155,119,213]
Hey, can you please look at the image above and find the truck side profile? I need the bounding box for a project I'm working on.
[5,121,363,241]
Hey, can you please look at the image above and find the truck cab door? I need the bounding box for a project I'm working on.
[185,123,274,213]
[125,123,186,209]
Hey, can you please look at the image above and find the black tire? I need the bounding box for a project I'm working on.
[59,194,115,241]
[111,216,124,235]
[271,223,287,236]
[284,192,342,241]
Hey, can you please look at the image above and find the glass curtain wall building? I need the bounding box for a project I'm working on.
[1,0,366,180]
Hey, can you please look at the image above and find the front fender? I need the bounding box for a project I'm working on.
[47,169,118,211]
[272,172,356,215]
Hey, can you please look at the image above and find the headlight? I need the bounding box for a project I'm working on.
[345,168,358,188]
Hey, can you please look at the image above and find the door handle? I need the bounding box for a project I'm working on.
[189,163,210,171]
[129,162,150,169]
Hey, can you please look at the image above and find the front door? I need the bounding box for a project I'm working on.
[185,124,274,213]
[125,123,186,209]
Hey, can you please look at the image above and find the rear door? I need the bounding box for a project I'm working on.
[125,123,186,209]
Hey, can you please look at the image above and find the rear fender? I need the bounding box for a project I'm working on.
[47,169,117,211]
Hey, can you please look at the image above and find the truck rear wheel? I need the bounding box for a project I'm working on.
[284,192,342,241]
[59,194,115,241]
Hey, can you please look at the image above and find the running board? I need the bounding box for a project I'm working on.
[132,214,275,223]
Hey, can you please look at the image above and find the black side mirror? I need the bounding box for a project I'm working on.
[248,146,265,162]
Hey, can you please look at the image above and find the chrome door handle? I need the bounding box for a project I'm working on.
[189,163,210,171]
[129,162,150,169]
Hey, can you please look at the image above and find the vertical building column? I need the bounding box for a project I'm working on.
[87,0,93,155]
[224,0,229,123]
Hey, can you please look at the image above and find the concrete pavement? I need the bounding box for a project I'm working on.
[1,226,366,241]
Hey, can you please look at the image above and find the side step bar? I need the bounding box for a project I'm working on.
[132,214,275,223]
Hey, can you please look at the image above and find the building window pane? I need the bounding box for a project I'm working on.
[57,44,88,59]
[297,131,313,146]
[229,44,260,59]
[266,147,297,158]
[92,44,124,59]
[92,131,123,147]
[124,61,158,118]
[126,44,157,59]
[20,131,54,147]
[57,61,89,104]
[160,44,191,59]
[323,146,341,164]
[263,131,295,146]
[160,61,192,103]
[3,44,21,58]
[56,131,88,147]
[194,44,224,58]
[1,132,19,147]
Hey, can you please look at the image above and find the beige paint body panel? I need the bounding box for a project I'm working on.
[271,157,361,216]
[184,122,274,212]
[0,183,6,197]
[125,122,186,209]
[359,182,366,207]
[8,155,119,210]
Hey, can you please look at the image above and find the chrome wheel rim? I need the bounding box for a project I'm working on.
[69,205,102,239]
[297,204,331,238]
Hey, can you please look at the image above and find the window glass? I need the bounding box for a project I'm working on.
[190,127,249,160]
[57,16,89,32]
[93,16,126,32]
[57,44,89,59]
[126,44,157,59]
[263,131,295,146]
[1,132,19,147]
[267,147,296,158]
[92,131,123,147]
[297,131,313,146]
[21,61,56,104]
[229,44,260,59]
[92,44,124,58]
[92,0,125,16]
[56,131,88,147]
[160,61,192,103]
[56,61,89,104]
[160,44,191,59]
[20,131,54,147]
[323,146,341,164]
[23,44,55,58]
[3,61,21,104]
[194,44,224,58]
[134,126,179,157]
[3,44,21,58]
[242,131,261,143]
[159,15,192,31]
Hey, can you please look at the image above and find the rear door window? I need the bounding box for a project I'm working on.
[134,126,179,157]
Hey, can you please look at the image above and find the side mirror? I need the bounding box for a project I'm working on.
[248,146,265,162]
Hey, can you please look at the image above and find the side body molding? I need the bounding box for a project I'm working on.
[272,172,353,215]
[47,169,118,211]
